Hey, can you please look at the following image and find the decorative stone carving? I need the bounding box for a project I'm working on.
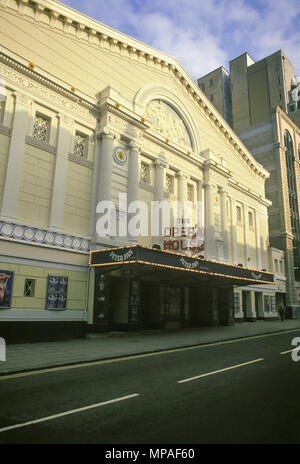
[0,221,90,252]
[109,116,140,140]
[144,100,192,148]
[0,58,96,123]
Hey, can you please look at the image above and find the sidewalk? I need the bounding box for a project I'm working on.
[1,319,300,376]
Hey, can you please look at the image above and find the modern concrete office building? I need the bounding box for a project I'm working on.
[0,0,281,342]
[198,51,300,317]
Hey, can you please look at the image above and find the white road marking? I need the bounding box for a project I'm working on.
[178,358,264,383]
[0,393,139,434]
[280,349,294,355]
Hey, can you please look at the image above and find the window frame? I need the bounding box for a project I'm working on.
[140,160,151,185]
[71,122,93,161]
[29,103,56,145]
[24,279,35,297]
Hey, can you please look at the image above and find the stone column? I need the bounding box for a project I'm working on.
[218,286,235,325]
[243,204,250,267]
[98,129,114,203]
[127,141,140,243]
[94,128,115,242]
[231,198,238,264]
[177,171,190,226]
[1,91,31,221]
[219,186,229,262]
[204,182,216,259]
[49,113,72,231]
[153,159,168,245]
[255,210,261,269]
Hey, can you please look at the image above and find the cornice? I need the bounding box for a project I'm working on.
[0,50,97,123]
[228,178,272,207]
[0,0,269,180]
[276,106,300,136]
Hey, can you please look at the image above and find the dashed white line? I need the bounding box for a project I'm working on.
[178,358,264,384]
[280,349,294,355]
[0,393,140,434]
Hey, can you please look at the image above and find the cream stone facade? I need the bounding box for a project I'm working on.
[199,51,300,317]
[0,0,278,341]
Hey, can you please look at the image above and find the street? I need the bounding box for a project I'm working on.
[0,330,300,444]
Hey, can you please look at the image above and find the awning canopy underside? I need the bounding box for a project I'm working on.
[89,245,274,288]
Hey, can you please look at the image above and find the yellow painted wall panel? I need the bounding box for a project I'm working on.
[0,261,87,310]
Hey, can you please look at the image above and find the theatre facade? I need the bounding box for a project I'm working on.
[0,0,284,341]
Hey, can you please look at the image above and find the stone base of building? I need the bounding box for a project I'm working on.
[286,306,300,319]
[1,321,86,344]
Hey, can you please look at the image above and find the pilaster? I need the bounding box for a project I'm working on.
[0,91,31,221]
[204,182,216,259]
[219,186,229,262]
[49,113,72,231]
[127,141,141,243]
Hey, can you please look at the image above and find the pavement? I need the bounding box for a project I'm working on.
[1,319,300,376]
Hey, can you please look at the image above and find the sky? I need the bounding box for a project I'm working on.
[59,0,300,82]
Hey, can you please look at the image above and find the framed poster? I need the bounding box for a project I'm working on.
[128,280,141,324]
[271,295,276,312]
[46,275,68,310]
[234,293,240,313]
[0,271,14,309]
[264,295,270,313]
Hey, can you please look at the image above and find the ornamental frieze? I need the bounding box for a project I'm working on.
[108,115,141,140]
[0,62,96,123]
[0,221,90,253]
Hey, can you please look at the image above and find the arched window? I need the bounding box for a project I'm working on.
[284,130,300,280]
[298,144,300,160]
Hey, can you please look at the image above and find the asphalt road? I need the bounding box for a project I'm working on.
[0,330,300,445]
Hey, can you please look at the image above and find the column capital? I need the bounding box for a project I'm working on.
[154,159,168,169]
[98,127,118,140]
[129,140,141,152]
[176,171,190,180]
[13,90,32,106]
[57,112,73,126]
[218,185,227,194]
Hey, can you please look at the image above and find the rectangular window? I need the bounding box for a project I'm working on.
[275,259,279,272]
[140,162,150,184]
[24,279,35,297]
[210,94,214,102]
[33,113,50,142]
[74,131,88,158]
[209,78,213,87]
[280,260,283,274]
[166,174,173,194]
[236,205,242,223]
[248,211,254,227]
[187,183,194,202]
